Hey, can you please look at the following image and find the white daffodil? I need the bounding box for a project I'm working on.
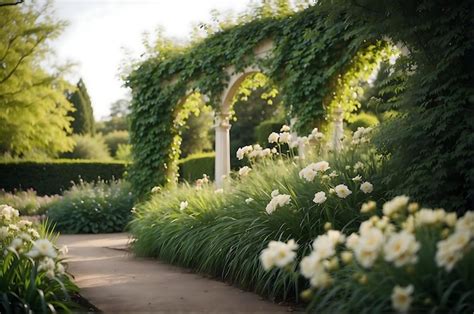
[334,184,352,198]
[391,285,414,313]
[238,166,252,177]
[260,239,298,270]
[360,181,374,194]
[313,191,327,204]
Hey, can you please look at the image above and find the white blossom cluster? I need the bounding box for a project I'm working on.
[265,190,291,215]
[259,196,474,313]
[236,144,272,160]
[1,204,68,280]
[351,127,372,145]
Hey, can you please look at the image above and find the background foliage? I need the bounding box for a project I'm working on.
[0,1,74,158]
[67,79,95,135]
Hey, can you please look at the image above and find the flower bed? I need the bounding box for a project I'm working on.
[130,125,473,311]
[0,205,78,312]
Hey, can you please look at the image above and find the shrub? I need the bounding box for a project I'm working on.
[178,152,215,182]
[0,205,78,312]
[116,143,132,162]
[62,134,111,160]
[46,179,134,234]
[0,189,60,216]
[348,112,379,132]
[0,159,127,195]
[104,130,129,157]
[130,128,383,301]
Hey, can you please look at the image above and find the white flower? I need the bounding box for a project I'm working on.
[334,184,352,198]
[353,161,364,171]
[279,132,291,144]
[151,186,161,193]
[260,148,272,157]
[179,201,188,211]
[236,145,253,160]
[391,285,414,313]
[299,161,330,182]
[28,228,40,239]
[360,201,376,213]
[38,257,55,272]
[9,238,23,251]
[271,189,280,198]
[17,220,32,229]
[360,181,373,194]
[0,226,8,240]
[415,208,446,226]
[352,175,362,182]
[456,211,474,233]
[345,233,359,250]
[268,132,280,144]
[56,262,65,275]
[238,166,252,177]
[46,270,55,279]
[260,239,298,270]
[354,227,384,268]
[308,128,324,142]
[299,167,317,182]
[27,239,57,259]
[245,198,254,204]
[0,205,19,221]
[436,229,471,272]
[383,195,410,217]
[313,192,327,204]
[265,193,291,215]
[59,245,69,256]
[300,252,332,288]
[384,231,420,267]
[280,125,290,132]
[313,161,330,172]
[329,171,338,178]
[298,136,308,146]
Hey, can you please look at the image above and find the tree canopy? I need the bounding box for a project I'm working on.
[67,79,95,135]
[0,1,74,158]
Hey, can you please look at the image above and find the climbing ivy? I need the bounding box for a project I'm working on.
[127,0,474,211]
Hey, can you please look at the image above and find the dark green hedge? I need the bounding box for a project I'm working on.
[0,160,127,195]
[178,152,215,182]
[255,120,285,146]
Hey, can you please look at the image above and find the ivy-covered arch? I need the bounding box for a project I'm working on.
[127,4,384,196]
[127,0,474,211]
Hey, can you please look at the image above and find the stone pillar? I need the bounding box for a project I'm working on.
[331,106,344,152]
[215,113,231,188]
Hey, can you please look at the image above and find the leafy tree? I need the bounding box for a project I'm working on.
[180,103,213,158]
[110,98,130,118]
[0,1,74,158]
[67,79,95,135]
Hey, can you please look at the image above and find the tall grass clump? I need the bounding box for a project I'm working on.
[46,179,134,234]
[0,205,78,312]
[130,125,386,301]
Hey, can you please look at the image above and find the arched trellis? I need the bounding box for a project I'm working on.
[126,0,473,208]
[126,8,388,196]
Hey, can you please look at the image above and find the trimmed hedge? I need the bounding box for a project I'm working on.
[348,112,379,132]
[0,160,127,195]
[178,152,215,182]
[255,120,285,146]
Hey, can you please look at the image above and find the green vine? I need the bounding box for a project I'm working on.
[127,0,474,210]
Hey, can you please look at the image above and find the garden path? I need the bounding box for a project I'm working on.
[58,233,292,313]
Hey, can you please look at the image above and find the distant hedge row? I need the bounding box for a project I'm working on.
[178,152,215,182]
[0,160,127,195]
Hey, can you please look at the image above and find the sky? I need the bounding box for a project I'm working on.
[52,0,250,120]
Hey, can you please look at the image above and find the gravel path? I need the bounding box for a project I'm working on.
[58,233,291,313]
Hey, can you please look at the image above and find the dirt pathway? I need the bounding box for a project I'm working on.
[58,233,291,313]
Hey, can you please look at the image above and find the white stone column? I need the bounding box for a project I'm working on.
[331,106,344,152]
[215,113,231,188]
